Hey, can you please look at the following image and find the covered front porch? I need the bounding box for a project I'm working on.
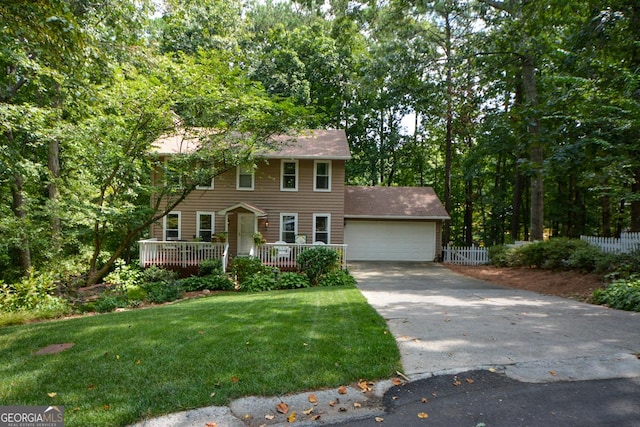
[138,240,348,273]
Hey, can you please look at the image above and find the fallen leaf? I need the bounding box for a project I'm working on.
[329,400,336,407]
[337,385,348,394]
[418,412,429,419]
[375,416,384,422]
[205,423,217,427]
[453,380,462,387]
[116,355,120,360]
[287,412,296,423]
[391,378,403,386]
[466,378,475,384]
[353,402,362,408]
[264,414,275,420]
[432,392,438,397]
[488,368,497,373]
[199,331,205,335]
[104,405,110,411]
[87,384,95,391]
[421,397,428,403]
[549,370,557,376]
[276,402,289,414]
[231,376,239,383]
[303,407,314,415]
[392,396,398,400]
[311,415,321,420]
[358,380,373,392]
[308,394,318,404]
[339,407,347,412]
[243,414,250,419]
[47,392,57,398]
[135,359,141,365]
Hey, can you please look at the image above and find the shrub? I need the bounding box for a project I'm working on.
[199,259,223,277]
[296,247,339,285]
[276,272,311,290]
[566,245,603,272]
[510,238,591,269]
[94,295,128,313]
[488,245,515,267]
[105,260,142,287]
[0,271,67,313]
[179,274,235,292]
[318,269,356,287]
[243,270,278,292]
[592,276,640,312]
[141,266,178,283]
[142,281,184,304]
[230,257,266,285]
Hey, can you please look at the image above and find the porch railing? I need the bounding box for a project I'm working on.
[139,239,229,272]
[251,243,348,270]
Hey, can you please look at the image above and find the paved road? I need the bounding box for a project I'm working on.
[325,262,640,426]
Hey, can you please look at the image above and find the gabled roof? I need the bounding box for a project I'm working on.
[217,202,267,217]
[152,129,351,160]
[344,186,450,220]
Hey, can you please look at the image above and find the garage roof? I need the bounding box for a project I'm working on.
[344,186,450,220]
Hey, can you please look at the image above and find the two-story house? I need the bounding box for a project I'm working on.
[141,129,449,271]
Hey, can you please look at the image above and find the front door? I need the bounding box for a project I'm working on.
[237,213,255,255]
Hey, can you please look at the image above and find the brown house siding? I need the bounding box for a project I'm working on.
[150,158,346,245]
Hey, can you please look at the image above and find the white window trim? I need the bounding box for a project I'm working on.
[313,160,332,192]
[280,213,298,243]
[196,177,214,190]
[196,211,215,241]
[280,160,299,192]
[163,211,181,241]
[313,213,331,244]
[236,165,254,191]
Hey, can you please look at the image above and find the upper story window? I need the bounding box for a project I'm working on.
[237,164,254,190]
[314,161,331,191]
[197,212,215,242]
[281,160,298,191]
[196,177,214,190]
[280,213,298,243]
[163,211,181,241]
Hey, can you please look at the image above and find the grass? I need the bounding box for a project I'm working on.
[0,285,400,427]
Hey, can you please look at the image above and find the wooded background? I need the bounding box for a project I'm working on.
[1,0,639,282]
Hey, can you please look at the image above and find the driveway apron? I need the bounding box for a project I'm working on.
[349,262,640,382]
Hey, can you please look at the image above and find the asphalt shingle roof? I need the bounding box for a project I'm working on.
[345,186,450,219]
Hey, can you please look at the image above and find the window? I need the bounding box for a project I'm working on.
[195,174,214,190]
[280,213,298,243]
[237,164,254,190]
[164,211,181,240]
[314,161,331,191]
[197,212,215,241]
[313,214,331,244]
[281,160,298,191]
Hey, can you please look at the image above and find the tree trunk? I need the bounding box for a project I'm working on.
[11,172,31,274]
[48,138,61,246]
[443,11,453,246]
[631,167,640,232]
[522,55,544,241]
[511,163,524,240]
[601,193,612,237]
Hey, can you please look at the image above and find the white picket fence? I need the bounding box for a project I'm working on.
[580,232,640,254]
[443,244,489,265]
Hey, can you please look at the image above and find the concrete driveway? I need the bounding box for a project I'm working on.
[349,262,640,382]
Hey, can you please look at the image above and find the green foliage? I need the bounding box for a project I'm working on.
[105,260,143,287]
[592,276,640,312]
[93,295,128,313]
[230,257,267,285]
[507,239,592,269]
[179,275,235,292]
[141,281,184,304]
[296,247,339,285]
[566,245,604,273]
[199,259,223,276]
[488,245,515,267]
[243,270,278,292]
[141,266,178,283]
[318,269,357,287]
[276,272,311,289]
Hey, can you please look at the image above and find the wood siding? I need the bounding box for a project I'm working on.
[150,159,346,246]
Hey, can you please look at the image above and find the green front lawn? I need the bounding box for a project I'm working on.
[0,285,400,426]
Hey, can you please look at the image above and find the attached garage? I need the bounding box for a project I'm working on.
[344,186,449,262]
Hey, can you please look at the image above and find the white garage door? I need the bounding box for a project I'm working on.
[344,220,436,261]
